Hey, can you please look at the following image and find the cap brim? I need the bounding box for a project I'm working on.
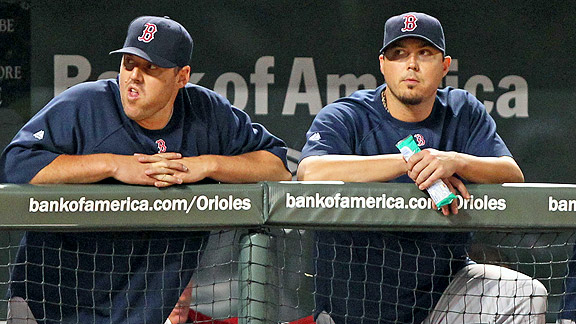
[109,47,177,68]
[380,34,445,54]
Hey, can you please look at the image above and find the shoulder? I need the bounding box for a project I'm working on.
[56,79,118,101]
[178,84,256,131]
[437,87,486,117]
[180,83,238,119]
[32,79,117,116]
[317,86,384,122]
[182,83,230,106]
[42,79,119,116]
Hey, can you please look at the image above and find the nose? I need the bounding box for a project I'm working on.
[407,53,419,71]
[128,67,143,83]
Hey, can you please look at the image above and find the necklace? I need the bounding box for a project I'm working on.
[380,89,390,113]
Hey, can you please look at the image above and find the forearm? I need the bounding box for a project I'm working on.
[182,150,291,183]
[297,154,407,182]
[457,154,524,183]
[30,154,117,184]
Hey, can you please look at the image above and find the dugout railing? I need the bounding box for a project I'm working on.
[0,182,575,323]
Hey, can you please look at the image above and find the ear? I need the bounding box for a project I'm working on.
[379,54,386,76]
[177,66,191,88]
[441,56,452,77]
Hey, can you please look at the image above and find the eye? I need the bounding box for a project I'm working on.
[144,63,164,76]
[420,49,433,56]
[123,59,135,71]
[385,48,408,61]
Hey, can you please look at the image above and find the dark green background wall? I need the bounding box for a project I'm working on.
[1,0,575,182]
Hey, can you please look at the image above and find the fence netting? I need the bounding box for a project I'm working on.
[0,229,574,324]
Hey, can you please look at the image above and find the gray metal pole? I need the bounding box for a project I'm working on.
[238,231,275,324]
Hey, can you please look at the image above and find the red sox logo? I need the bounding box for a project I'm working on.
[156,139,167,153]
[138,23,157,43]
[401,14,418,32]
[414,133,426,147]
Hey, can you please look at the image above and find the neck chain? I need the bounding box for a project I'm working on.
[381,89,390,113]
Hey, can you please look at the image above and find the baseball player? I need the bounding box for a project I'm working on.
[298,12,547,324]
[0,16,290,324]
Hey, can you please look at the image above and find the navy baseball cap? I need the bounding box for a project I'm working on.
[380,12,445,55]
[110,16,193,68]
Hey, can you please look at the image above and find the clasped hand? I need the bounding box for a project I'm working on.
[136,152,189,187]
[406,149,470,215]
[114,153,206,188]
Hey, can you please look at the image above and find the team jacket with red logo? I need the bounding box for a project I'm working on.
[301,85,512,324]
[0,78,288,324]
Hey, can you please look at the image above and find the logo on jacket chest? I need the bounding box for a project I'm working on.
[155,139,167,153]
[413,133,426,147]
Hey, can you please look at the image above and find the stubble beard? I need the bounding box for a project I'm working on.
[388,85,424,106]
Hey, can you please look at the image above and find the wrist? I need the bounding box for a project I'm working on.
[102,153,121,179]
[181,155,216,183]
[199,155,218,179]
[453,152,468,175]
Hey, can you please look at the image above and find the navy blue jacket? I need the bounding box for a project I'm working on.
[0,78,287,324]
[301,85,511,324]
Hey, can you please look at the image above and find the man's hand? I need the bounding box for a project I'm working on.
[435,176,470,216]
[134,153,190,187]
[137,154,220,187]
[406,149,462,190]
[404,149,470,216]
[31,150,290,186]
[31,153,186,186]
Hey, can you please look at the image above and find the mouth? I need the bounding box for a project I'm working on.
[403,77,420,85]
[127,86,140,100]
[402,78,421,89]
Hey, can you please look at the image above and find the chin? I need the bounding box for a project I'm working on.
[122,106,140,120]
[398,95,424,106]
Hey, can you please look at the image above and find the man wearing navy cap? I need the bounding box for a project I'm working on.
[299,12,547,323]
[1,16,290,324]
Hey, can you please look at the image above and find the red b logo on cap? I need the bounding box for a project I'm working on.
[138,23,157,43]
[401,14,418,32]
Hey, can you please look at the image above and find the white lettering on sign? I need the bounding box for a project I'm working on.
[549,196,576,212]
[446,59,529,118]
[0,66,22,80]
[0,19,15,32]
[53,55,91,96]
[53,55,530,118]
[250,56,275,115]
